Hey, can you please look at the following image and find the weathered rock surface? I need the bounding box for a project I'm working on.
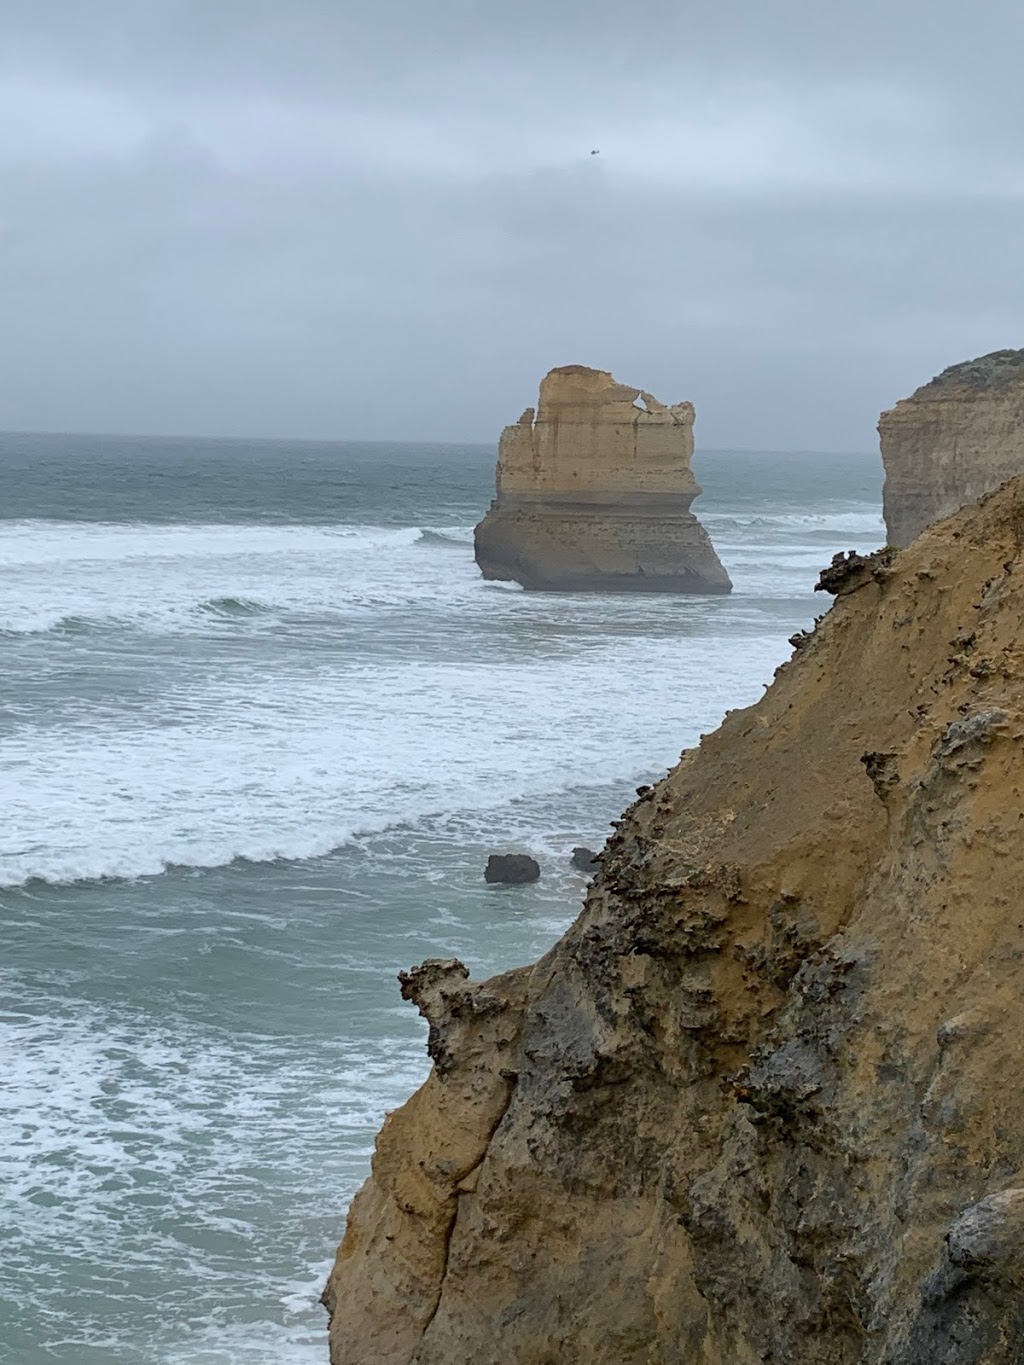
[324,476,1024,1364]
[483,854,540,885]
[570,846,600,873]
[880,348,1024,546]
[474,365,731,592]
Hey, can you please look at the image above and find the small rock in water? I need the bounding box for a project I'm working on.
[570,846,600,873]
[484,854,540,885]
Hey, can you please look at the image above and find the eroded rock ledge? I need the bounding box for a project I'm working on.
[880,348,1024,546]
[473,365,731,592]
[324,476,1024,1364]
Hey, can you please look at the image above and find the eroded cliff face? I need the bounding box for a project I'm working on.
[880,348,1024,546]
[325,477,1024,1364]
[473,365,731,592]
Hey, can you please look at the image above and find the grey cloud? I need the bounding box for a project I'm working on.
[5,1,1022,90]
[1,1,1022,444]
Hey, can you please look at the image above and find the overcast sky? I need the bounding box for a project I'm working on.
[1,1,1021,448]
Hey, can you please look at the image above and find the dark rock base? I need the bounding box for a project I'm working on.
[474,499,732,594]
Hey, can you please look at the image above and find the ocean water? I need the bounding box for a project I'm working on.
[0,433,884,1364]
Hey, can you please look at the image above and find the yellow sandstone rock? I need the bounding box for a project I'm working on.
[474,365,731,592]
[880,348,1024,546]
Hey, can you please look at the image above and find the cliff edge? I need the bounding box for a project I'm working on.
[324,478,1024,1364]
[473,365,731,592]
[880,348,1024,545]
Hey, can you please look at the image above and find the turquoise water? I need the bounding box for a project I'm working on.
[0,434,884,1363]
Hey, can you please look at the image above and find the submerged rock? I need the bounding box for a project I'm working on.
[474,365,732,593]
[880,348,1024,546]
[483,853,540,884]
[570,846,600,872]
[324,474,1024,1363]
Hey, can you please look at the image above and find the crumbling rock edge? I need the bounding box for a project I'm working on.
[324,475,1024,1364]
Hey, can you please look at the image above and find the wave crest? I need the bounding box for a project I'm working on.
[0,612,103,638]
[416,528,474,547]
[197,596,273,618]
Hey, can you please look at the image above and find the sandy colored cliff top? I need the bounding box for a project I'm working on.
[902,347,1024,398]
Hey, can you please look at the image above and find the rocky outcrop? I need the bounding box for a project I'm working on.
[473,366,731,592]
[570,846,600,873]
[323,475,1024,1364]
[484,854,540,885]
[880,348,1024,545]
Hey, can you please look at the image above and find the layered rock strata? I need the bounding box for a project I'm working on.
[473,365,731,592]
[880,348,1024,545]
[324,473,1024,1365]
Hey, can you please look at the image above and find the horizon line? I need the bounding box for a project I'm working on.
[0,428,878,459]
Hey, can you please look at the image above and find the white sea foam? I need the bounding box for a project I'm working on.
[0,507,885,887]
[0,518,422,566]
[0,997,428,1365]
[702,509,885,537]
[0,511,884,638]
[0,630,787,886]
[0,521,446,637]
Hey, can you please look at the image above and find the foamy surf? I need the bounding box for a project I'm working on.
[1,596,820,889]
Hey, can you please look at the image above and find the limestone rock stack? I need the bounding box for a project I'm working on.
[473,365,731,592]
[880,348,1024,545]
[324,474,1024,1364]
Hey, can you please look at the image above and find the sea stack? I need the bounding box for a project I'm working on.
[880,348,1024,546]
[473,365,731,592]
[324,474,1024,1364]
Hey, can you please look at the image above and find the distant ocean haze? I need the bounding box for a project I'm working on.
[0,432,883,1363]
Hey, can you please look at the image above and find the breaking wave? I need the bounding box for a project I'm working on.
[416,527,474,547]
[0,612,104,638]
[197,595,274,618]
